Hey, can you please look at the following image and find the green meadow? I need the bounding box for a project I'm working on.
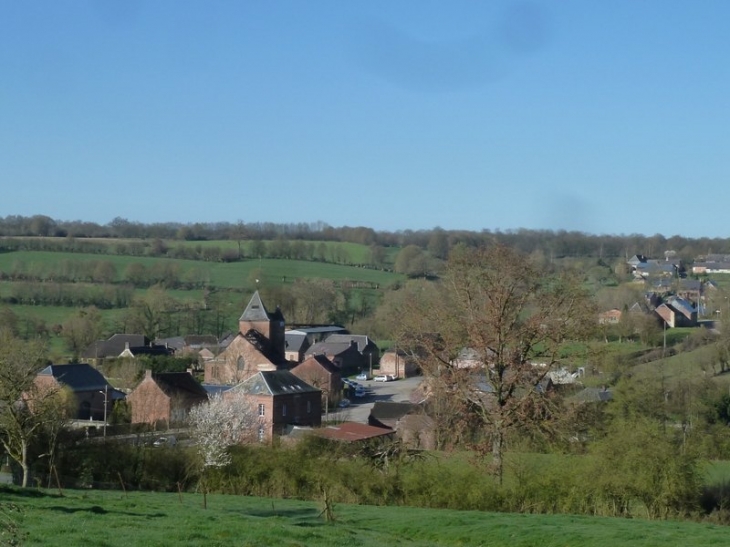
[3,486,730,547]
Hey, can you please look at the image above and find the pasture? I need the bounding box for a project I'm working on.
[3,486,730,547]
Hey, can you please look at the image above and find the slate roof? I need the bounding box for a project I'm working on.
[285,332,309,353]
[155,335,220,351]
[81,334,150,359]
[239,291,284,323]
[232,370,320,397]
[573,387,613,403]
[293,354,340,375]
[39,364,112,393]
[667,296,696,319]
[368,402,420,428]
[323,334,374,353]
[151,372,209,400]
[305,340,359,358]
[201,384,233,397]
[81,334,174,360]
[287,326,348,336]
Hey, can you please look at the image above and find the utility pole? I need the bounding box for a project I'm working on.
[99,385,109,438]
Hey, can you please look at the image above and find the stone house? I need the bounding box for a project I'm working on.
[205,291,287,384]
[227,370,321,442]
[127,370,209,426]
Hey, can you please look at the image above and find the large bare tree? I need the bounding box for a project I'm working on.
[398,245,595,483]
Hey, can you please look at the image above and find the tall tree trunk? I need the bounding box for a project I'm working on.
[492,429,504,486]
[21,439,29,488]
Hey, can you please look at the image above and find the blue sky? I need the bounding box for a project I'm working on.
[2,1,729,238]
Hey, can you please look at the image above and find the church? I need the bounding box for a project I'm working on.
[204,291,288,384]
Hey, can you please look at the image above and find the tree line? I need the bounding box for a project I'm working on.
[4,214,730,262]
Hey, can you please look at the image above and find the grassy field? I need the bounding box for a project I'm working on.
[0,250,405,350]
[0,251,403,289]
[3,486,730,547]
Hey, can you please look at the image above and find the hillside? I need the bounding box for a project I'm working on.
[3,487,729,547]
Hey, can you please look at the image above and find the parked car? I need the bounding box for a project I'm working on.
[354,387,366,398]
[356,372,370,381]
[152,435,177,447]
[374,375,395,382]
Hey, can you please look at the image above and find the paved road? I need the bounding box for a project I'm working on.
[326,376,423,424]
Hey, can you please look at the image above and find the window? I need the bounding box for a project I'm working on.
[258,403,265,417]
[258,426,265,442]
[282,404,287,417]
[307,400,311,414]
[237,356,245,372]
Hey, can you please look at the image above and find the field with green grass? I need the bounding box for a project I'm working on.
[3,486,730,547]
[0,251,403,289]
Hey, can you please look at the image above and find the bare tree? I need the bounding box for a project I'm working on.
[398,245,595,483]
[187,393,257,508]
[0,333,61,487]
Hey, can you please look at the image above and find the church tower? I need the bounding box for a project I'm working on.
[238,291,285,362]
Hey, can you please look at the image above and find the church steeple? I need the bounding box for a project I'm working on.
[239,291,270,323]
[238,291,286,363]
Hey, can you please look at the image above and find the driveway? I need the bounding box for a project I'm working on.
[326,376,423,424]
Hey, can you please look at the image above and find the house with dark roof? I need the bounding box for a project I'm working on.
[655,296,697,328]
[290,354,343,406]
[204,292,287,384]
[368,401,435,449]
[34,364,124,421]
[323,334,379,363]
[81,334,172,365]
[304,339,365,375]
[284,331,312,363]
[127,370,209,426]
[155,335,220,355]
[303,333,379,376]
[285,326,349,362]
[227,370,321,442]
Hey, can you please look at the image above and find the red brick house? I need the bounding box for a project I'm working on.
[227,370,321,442]
[127,370,209,426]
[379,348,420,379]
[290,354,343,406]
[34,363,123,421]
[205,291,287,384]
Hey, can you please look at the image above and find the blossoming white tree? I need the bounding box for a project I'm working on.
[188,392,257,507]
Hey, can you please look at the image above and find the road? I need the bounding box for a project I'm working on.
[326,376,423,424]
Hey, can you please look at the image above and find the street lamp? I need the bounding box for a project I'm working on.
[98,385,108,438]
